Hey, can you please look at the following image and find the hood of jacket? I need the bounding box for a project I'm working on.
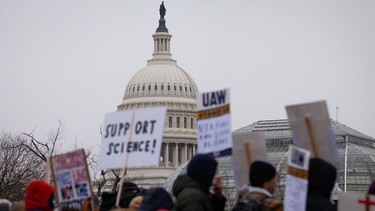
[25,180,55,211]
[172,175,206,197]
[308,158,337,199]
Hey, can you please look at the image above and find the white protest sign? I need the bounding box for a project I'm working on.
[51,149,95,210]
[284,145,310,211]
[339,191,375,211]
[232,131,267,192]
[196,88,232,157]
[98,107,166,169]
[285,100,339,168]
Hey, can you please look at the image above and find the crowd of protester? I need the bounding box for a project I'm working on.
[1,153,375,211]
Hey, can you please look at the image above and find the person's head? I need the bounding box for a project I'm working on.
[308,158,337,199]
[249,161,277,193]
[25,180,55,211]
[128,195,143,211]
[136,188,173,211]
[101,182,141,210]
[187,154,218,191]
[121,182,141,208]
[368,180,375,194]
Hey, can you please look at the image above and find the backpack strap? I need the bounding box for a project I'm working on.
[251,195,269,204]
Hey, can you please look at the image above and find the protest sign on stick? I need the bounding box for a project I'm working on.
[284,145,310,211]
[285,100,339,167]
[98,107,166,208]
[98,107,167,169]
[51,149,95,211]
[196,88,232,157]
[232,131,267,192]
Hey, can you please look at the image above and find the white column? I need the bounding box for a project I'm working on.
[168,38,170,52]
[192,144,196,156]
[165,143,169,167]
[187,144,193,160]
[154,38,157,53]
[184,143,188,163]
[174,143,178,167]
[164,38,168,51]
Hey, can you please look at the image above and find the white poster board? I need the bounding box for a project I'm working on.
[196,88,232,157]
[98,107,166,169]
[232,131,267,192]
[285,100,339,168]
[51,149,95,210]
[284,145,310,211]
[339,191,375,211]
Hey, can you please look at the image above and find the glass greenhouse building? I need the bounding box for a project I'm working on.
[164,119,375,209]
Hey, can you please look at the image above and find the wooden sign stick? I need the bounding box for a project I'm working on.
[45,158,51,183]
[244,141,252,166]
[305,115,319,158]
[115,111,135,208]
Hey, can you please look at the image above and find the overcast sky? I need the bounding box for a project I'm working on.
[1,0,374,151]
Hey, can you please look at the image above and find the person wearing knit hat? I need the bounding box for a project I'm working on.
[172,154,226,211]
[250,160,277,190]
[306,158,337,211]
[136,188,173,211]
[233,160,283,211]
[25,180,55,211]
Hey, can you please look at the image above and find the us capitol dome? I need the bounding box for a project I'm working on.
[114,2,199,187]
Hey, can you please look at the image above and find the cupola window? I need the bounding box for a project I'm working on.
[176,117,180,128]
